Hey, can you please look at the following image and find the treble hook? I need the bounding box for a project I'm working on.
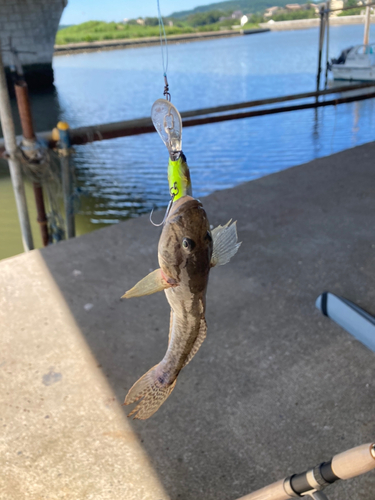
[150,197,174,227]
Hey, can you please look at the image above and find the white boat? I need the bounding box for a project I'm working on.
[330,44,375,81]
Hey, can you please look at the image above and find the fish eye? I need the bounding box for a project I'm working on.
[182,238,196,251]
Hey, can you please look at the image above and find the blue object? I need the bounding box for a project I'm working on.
[316,292,375,352]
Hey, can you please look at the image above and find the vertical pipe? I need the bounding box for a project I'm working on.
[14,81,49,246]
[317,6,326,93]
[364,2,371,46]
[0,45,34,251]
[58,121,75,239]
[324,1,330,89]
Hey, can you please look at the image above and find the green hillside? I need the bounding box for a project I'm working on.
[56,0,321,45]
[170,0,294,18]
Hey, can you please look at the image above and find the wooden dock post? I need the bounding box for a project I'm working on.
[57,121,75,239]
[316,5,326,93]
[364,1,371,45]
[324,1,330,89]
[0,44,34,252]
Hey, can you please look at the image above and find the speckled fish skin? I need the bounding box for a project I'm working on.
[123,195,241,420]
[124,196,212,420]
[159,196,212,377]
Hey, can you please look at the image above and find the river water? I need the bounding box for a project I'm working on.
[1,24,375,259]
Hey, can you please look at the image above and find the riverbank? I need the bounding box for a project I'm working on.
[260,14,375,31]
[1,142,374,498]
[53,14,375,55]
[53,28,269,55]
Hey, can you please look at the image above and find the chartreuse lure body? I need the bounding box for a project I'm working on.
[168,153,192,201]
[121,98,241,420]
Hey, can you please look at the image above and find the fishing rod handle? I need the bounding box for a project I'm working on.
[236,479,291,500]
[331,442,375,480]
[236,442,375,500]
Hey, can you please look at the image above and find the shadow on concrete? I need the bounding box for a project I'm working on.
[38,143,375,499]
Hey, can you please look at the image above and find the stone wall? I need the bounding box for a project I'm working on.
[260,14,375,31]
[0,0,67,89]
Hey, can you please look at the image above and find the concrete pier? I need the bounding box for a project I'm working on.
[0,0,66,89]
[1,143,375,499]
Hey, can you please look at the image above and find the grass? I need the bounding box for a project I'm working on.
[338,8,362,16]
[55,20,252,45]
[270,9,317,22]
[55,21,197,44]
[242,22,263,30]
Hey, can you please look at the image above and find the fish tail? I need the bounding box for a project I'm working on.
[124,364,177,420]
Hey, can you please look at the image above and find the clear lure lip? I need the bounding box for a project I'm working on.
[151,98,182,158]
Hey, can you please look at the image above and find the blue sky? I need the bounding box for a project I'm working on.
[60,0,216,24]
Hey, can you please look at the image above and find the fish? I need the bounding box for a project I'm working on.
[122,193,241,420]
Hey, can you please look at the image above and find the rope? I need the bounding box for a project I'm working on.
[17,143,67,242]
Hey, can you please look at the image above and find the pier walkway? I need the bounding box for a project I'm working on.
[1,143,374,499]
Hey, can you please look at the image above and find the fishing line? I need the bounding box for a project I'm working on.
[157,0,171,100]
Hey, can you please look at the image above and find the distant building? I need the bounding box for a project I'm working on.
[168,20,173,26]
[285,4,302,11]
[240,15,248,26]
[313,0,343,16]
[136,18,145,25]
[231,10,243,19]
[264,6,280,17]
[330,0,344,15]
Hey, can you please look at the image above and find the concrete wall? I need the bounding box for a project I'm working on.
[260,14,375,31]
[0,0,67,88]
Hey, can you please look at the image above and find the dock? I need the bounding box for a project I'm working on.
[1,143,374,499]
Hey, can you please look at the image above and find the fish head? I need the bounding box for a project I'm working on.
[158,196,213,293]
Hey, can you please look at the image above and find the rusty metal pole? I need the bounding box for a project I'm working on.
[13,80,49,246]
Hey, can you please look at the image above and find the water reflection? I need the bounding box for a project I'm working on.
[1,25,375,259]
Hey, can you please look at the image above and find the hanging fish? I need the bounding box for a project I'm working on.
[122,100,241,420]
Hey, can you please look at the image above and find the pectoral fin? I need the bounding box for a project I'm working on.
[210,220,241,267]
[122,268,176,299]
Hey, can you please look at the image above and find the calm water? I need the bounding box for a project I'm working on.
[1,24,375,259]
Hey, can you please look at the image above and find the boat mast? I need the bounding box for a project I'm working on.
[363,0,371,45]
